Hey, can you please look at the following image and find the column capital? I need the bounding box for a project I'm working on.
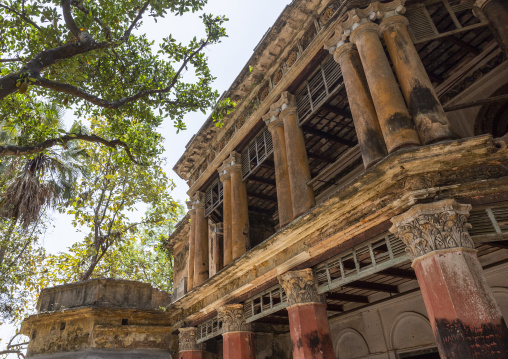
[333,42,356,64]
[178,327,204,352]
[190,191,205,209]
[390,199,474,262]
[218,152,242,180]
[378,14,409,35]
[186,200,194,212]
[278,268,324,308]
[350,21,380,43]
[217,304,251,333]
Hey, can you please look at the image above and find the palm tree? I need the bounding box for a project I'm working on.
[0,101,85,228]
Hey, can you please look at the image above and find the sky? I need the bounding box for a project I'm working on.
[1,0,290,346]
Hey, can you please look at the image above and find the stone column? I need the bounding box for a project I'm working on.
[476,0,508,57]
[178,327,205,359]
[217,304,255,359]
[210,223,223,276]
[187,200,196,292]
[350,21,420,153]
[219,165,232,266]
[278,269,334,359]
[333,42,387,168]
[279,92,315,218]
[380,14,454,144]
[390,199,508,358]
[229,152,249,260]
[263,103,294,227]
[193,192,209,287]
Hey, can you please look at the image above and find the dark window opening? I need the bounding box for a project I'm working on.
[121,318,129,325]
[60,322,66,330]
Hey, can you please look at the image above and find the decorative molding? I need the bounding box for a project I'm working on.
[217,304,251,333]
[278,268,324,307]
[179,327,204,352]
[390,199,474,261]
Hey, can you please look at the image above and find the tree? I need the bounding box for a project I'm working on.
[42,118,178,282]
[0,0,228,157]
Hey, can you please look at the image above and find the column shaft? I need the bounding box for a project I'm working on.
[193,203,209,287]
[281,102,315,218]
[179,352,204,359]
[480,0,508,58]
[334,43,387,168]
[223,332,256,359]
[381,15,453,144]
[210,223,223,276]
[187,206,196,292]
[391,199,508,358]
[351,22,420,153]
[230,166,249,260]
[222,176,232,266]
[266,120,293,227]
[415,249,508,358]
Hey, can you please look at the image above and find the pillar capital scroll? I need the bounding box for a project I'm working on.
[278,268,324,308]
[217,304,251,333]
[178,327,204,352]
[378,14,409,36]
[390,199,474,262]
[190,191,205,209]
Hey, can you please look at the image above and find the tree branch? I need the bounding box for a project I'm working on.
[62,0,83,39]
[0,57,22,63]
[123,0,151,40]
[0,3,41,30]
[34,39,210,108]
[0,134,138,163]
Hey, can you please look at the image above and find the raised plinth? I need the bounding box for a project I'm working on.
[21,279,173,358]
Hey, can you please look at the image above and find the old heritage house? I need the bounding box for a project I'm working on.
[22,0,508,358]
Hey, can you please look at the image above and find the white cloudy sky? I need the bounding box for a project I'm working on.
[0,0,289,346]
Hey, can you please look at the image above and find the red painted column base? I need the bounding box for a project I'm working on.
[414,248,508,358]
[222,332,255,359]
[287,303,335,359]
[179,350,205,359]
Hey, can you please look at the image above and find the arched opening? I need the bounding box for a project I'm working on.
[475,84,508,137]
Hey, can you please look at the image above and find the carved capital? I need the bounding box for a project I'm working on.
[325,0,406,48]
[350,22,380,44]
[334,42,356,64]
[390,199,474,262]
[218,152,242,180]
[274,91,296,112]
[178,327,204,352]
[217,304,251,333]
[191,192,205,209]
[378,14,409,36]
[278,269,324,307]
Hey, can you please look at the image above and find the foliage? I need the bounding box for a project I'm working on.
[0,216,46,325]
[0,0,228,157]
[41,119,178,282]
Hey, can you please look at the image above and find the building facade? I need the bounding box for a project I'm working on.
[168,0,508,358]
[22,0,508,358]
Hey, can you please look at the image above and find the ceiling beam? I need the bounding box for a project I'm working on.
[326,292,370,303]
[442,36,481,55]
[326,303,344,312]
[486,241,508,250]
[308,152,335,163]
[248,193,277,203]
[247,176,276,186]
[380,268,417,280]
[344,281,399,293]
[255,317,289,325]
[302,125,356,147]
[320,104,352,119]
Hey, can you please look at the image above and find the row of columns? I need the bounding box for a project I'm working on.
[325,1,456,169]
[184,0,508,291]
[180,199,508,359]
